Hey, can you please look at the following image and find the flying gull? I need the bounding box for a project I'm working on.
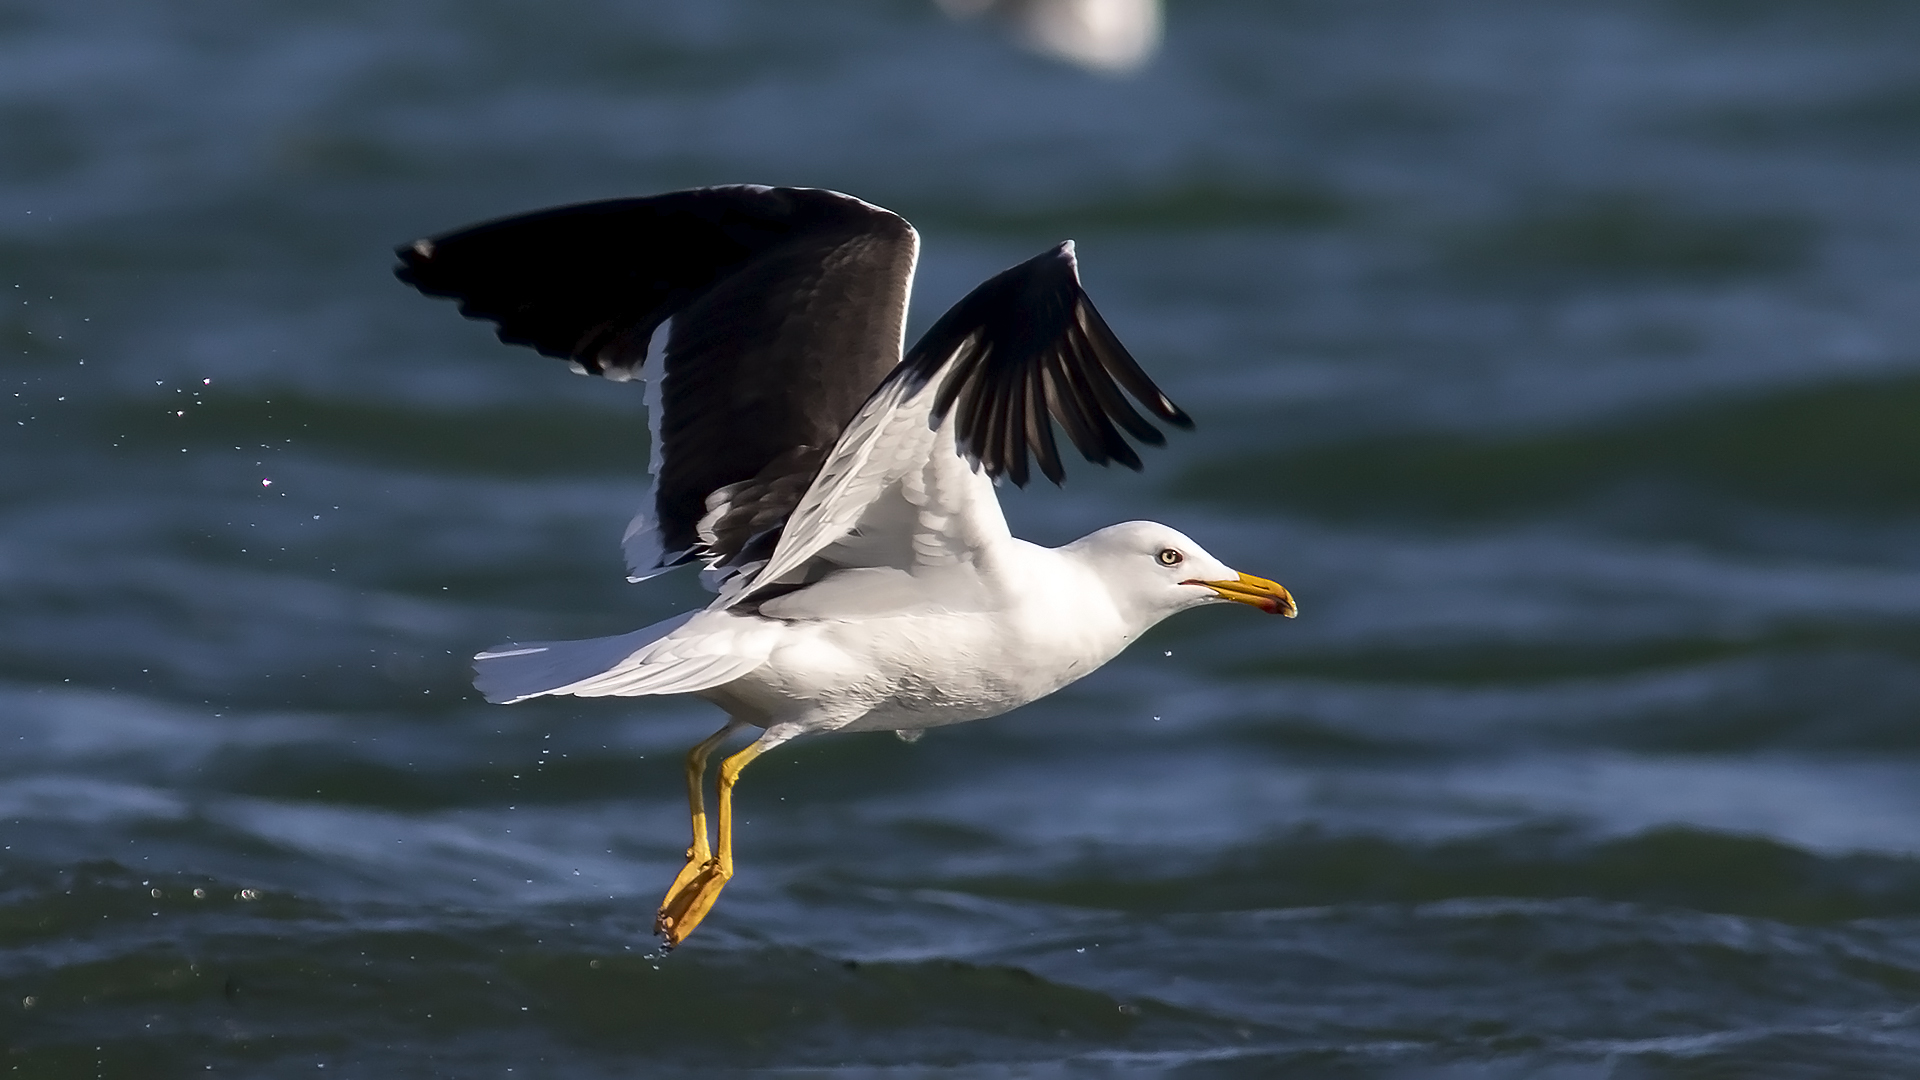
[395,186,1295,948]
[935,0,1162,74]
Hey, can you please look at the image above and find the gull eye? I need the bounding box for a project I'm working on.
[1157,548,1183,567]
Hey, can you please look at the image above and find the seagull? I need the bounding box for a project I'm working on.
[395,186,1294,948]
[935,0,1163,74]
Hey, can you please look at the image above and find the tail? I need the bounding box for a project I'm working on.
[472,610,769,705]
[473,611,695,704]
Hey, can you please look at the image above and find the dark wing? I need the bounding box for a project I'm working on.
[739,242,1190,599]
[395,186,918,571]
[887,241,1191,487]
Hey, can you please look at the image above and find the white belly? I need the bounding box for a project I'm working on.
[706,600,1127,735]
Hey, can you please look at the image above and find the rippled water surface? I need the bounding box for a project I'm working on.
[4,0,1920,1075]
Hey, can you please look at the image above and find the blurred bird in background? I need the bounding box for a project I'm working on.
[936,0,1162,73]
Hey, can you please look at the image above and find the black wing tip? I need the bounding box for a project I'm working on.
[393,235,605,371]
[391,184,914,349]
[908,238,1193,488]
[391,183,923,392]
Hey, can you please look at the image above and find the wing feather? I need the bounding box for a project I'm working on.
[729,239,1193,606]
[1076,300,1187,424]
[1054,330,1139,468]
[1021,358,1062,485]
[1065,329,1159,453]
[1038,349,1100,477]
[395,185,918,575]
[402,199,1190,614]
[892,240,1189,484]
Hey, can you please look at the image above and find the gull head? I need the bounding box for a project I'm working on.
[1067,521,1296,625]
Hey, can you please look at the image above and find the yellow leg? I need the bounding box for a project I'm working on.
[655,723,737,917]
[654,738,767,949]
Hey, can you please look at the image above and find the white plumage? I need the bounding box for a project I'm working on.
[397,185,1292,947]
[476,406,1269,746]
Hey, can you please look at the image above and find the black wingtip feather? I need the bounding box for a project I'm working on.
[1000,367,1033,487]
[396,185,923,571]
[1067,328,1163,447]
[1055,329,1138,465]
[393,186,913,379]
[893,241,1190,486]
[1075,298,1194,429]
[1024,363,1064,485]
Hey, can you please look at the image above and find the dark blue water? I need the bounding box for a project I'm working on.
[4,1,1920,1075]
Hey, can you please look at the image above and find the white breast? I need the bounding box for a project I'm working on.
[714,541,1136,735]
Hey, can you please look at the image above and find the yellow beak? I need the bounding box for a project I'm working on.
[1187,572,1297,617]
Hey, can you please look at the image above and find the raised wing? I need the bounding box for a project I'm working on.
[736,241,1191,605]
[895,240,1191,486]
[394,186,919,575]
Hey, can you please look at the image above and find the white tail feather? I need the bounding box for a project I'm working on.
[473,610,698,704]
[557,652,764,698]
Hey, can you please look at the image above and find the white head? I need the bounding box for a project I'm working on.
[1065,520,1295,629]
